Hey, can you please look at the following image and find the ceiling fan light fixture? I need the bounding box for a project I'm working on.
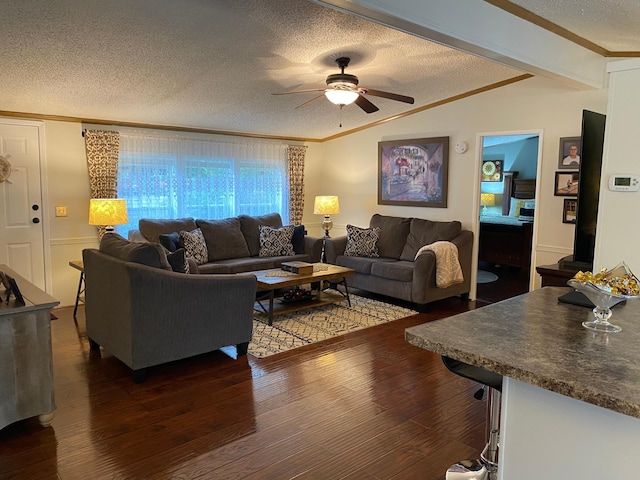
[324,89,359,106]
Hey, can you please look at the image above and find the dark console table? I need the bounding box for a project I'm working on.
[535,262,578,287]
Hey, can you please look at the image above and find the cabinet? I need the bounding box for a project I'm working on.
[0,265,59,430]
[478,221,533,269]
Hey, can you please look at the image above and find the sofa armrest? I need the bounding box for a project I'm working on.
[324,236,347,264]
[304,236,324,262]
[450,230,474,285]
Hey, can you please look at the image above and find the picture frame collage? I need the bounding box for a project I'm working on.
[555,137,580,224]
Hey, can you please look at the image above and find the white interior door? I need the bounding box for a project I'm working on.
[0,121,45,289]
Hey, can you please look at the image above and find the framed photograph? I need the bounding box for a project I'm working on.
[481,160,503,182]
[554,171,579,196]
[563,198,578,224]
[378,137,449,208]
[6,275,25,305]
[558,137,581,169]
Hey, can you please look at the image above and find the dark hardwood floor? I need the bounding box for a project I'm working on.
[0,297,490,480]
[476,261,531,304]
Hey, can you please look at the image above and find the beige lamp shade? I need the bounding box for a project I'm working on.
[313,196,340,215]
[89,198,129,228]
[480,193,496,207]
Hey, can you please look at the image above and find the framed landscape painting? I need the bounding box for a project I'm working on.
[378,137,449,208]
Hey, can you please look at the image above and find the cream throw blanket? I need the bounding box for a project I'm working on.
[415,241,464,288]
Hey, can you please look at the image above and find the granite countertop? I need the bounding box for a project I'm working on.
[405,287,640,419]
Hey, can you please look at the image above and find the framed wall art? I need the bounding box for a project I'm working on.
[554,171,579,196]
[563,198,577,224]
[378,137,449,208]
[558,137,581,169]
[481,160,503,182]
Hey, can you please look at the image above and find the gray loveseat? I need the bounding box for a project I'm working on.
[128,212,321,274]
[325,214,473,309]
[83,233,257,382]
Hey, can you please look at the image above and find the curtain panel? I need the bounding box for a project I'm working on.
[287,145,306,226]
[84,130,121,237]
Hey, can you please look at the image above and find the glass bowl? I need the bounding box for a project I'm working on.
[567,262,640,333]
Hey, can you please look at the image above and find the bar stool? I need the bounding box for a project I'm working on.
[442,356,503,480]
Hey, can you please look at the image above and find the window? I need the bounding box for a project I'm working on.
[116,131,289,235]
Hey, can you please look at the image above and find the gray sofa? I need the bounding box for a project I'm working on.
[128,212,322,273]
[83,233,258,382]
[325,214,473,309]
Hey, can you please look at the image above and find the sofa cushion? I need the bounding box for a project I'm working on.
[371,261,414,282]
[166,248,190,273]
[369,214,412,259]
[159,232,180,252]
[139,218,197,243]
[259,225,295,257]
[400,219,462,261]
[179,228,208,265]
[238,213,283,256]
[197,218,250,261]
[344,224,380,257]
[100,232,171,270]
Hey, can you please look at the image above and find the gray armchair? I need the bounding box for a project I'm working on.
[83,242,257,383]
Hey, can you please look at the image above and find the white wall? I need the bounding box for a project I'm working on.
[595,59,640,273]
[306,76,607,287]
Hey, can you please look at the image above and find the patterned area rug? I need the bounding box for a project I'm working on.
[249,291,416,358]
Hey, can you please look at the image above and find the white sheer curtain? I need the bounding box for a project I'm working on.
[116,129,289,234]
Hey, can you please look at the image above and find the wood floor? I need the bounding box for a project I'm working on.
[0,297,489,480]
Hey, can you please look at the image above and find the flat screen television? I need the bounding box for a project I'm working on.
[561,109,606,271]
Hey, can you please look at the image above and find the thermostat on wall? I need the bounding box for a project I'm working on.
[609,174,640,192]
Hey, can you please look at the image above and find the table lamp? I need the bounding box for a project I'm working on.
[314,196,340,238]
[89,198,129,232]
[480,193,495,216]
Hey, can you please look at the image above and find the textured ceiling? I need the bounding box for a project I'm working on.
[0,0,637,141]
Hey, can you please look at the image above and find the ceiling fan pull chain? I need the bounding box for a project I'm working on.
[339,105,343,128]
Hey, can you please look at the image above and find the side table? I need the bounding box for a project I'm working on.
[69,260,84,322]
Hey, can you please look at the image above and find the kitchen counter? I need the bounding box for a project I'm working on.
[406,286,640,419]
[406,287,640,480]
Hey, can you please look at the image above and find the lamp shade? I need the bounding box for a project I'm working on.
[89,198,129,226]
[314,196,340,215]
[324,89,359,106]
[480,193,496,206]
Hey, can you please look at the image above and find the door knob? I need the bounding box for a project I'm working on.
[32,204,39,211]
[32,218,40,224]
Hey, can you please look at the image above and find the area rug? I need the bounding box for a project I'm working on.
[477,270,499,284]
[248,291,416,358]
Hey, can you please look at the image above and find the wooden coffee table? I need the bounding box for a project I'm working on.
[252,263,355,325]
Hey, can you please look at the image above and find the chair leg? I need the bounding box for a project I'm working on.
[480,388,501,473]
[236,342,249,356]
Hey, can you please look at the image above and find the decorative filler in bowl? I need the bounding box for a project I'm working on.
[567,262,640,333]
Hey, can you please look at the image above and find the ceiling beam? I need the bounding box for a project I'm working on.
[313,0,607,90]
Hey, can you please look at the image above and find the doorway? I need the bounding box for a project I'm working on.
[0,118,48,290]
[475,131,543,303]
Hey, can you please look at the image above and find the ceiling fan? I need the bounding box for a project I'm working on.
[272,57,414,113]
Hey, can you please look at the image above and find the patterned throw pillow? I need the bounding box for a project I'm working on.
[259,225,295,257]
[179,228,208,265]
[344,224,380,257]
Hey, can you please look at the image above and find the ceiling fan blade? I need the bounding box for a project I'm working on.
[361,88,414,104]
[271,88,325,95]
[355,94,379,114]
[295,94,325,109]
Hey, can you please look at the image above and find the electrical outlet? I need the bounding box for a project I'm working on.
[55,206,67,217]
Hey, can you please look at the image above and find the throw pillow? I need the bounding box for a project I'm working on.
[344,224,380,257]
[291,225,306,254]
[166,248,190,273]
[159,232,180,252]
[259,225,295,257]
[179,228,208,265]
